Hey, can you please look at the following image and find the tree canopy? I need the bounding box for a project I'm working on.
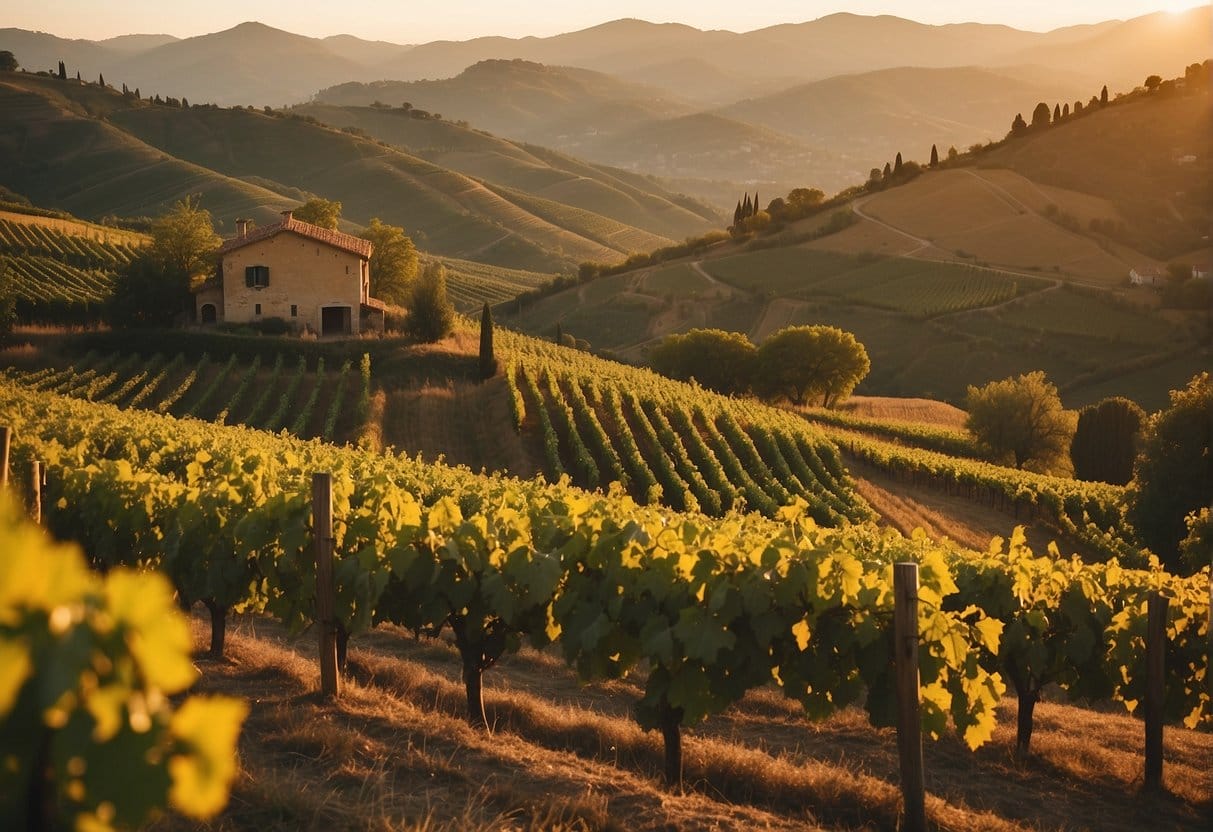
[1069,397,1145,485]
[107,253,191,328]
[359,218,418,305]
[1030,102,1051,128]
[0,51,17,72]
[149,196,220,278]
[1125,373,1212,573]
[754,325,869,407]
[292,198,342,230]
[649,328,756,395]
[964,371,1075,473]
[406,262,455,342]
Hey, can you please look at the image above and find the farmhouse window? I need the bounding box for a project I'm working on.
[291,304,298,317]
[255,303,262,315]
[245,265,270,288]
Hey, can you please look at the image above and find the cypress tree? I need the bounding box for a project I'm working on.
[930,144,939,167]
[893,152,903,174]
[883,161,892,179]
[1070,397,1145,485]
[752,191,759,215]
[1053,103,1061,122]
[742,193,752,217]
[98,72,105,87]
[75,70,80,81]
[134,87,140,99]
[479,303,497,379]
[733,200,742,227]
[1100,85,1108,105]
[181,97,189,108]
[57,61,66,80]
[555,322,562,344]
[1062,102,1070,118]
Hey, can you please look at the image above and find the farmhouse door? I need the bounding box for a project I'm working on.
[321,306,351,336]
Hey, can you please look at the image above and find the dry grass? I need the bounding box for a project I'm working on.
[154,612,1212,832]
[837,396,968,429]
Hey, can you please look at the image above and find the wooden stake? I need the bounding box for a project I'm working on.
[894,562,926,832]
[1144,591,1168,791]
[0,426,9,490]
[29,461,41,525]
[313,473,339,698]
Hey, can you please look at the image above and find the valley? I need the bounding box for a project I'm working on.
[0,7,1210,832]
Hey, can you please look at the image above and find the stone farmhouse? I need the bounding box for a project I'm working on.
[193,210,386,335]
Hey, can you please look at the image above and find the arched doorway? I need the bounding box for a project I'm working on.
[200,303,217,324]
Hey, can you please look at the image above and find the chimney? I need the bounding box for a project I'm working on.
[235,218,250,238]
[281,209,294,222]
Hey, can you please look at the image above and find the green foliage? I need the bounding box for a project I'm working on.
[964,372,1075,473]
[107,252,192,329]
[648,328,756,395]
[149,196,220,278]
[479,302,497,380]
[406,262,454,343]
[0,264,16,337]
[292,198,342,230]
[1179,508,1212,574]
[1069,397,1145,485]
[1125,373,1213,573]
[754,325,870,407]
[0,499,246,830]
[1031,102,1052,128]
[359,218,418,305]
[0,51,17,72]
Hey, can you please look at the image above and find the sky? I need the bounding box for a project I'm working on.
[4,1,1201,43]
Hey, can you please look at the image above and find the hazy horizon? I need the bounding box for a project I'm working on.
[4,1,1203,45]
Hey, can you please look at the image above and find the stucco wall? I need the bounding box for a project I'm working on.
[221,232,368,333]
[194,285,224,322]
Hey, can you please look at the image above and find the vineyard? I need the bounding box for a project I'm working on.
[498,329,872,524]
[698,247,1049,317]
[0,379,1209,830]
[429,255,555,312]
[0,214,147,318]
[7,348,368,444]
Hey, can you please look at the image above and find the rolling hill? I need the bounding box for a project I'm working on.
[0,76,297,226]
[720,66,1089,185]
[313,59,692,145]
[312,60,827,200]
[285,102,719,241]
[499,76,1211,411]
[0,73,717,275]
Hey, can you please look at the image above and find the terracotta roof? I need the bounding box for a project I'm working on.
[217,215,373,259]
[362,297,389,312]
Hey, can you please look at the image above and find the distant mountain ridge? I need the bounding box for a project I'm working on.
[2,7,1208,107]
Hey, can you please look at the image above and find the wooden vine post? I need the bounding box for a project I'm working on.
[29,460,42,525]
[1144,591,1168,791]
[894,562,926,832]
[313,473,339,699]
[0,425,10,490]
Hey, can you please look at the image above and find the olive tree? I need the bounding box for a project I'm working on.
[754,325,870,407]
[965,371,1075,473]
[649,328,756,394]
